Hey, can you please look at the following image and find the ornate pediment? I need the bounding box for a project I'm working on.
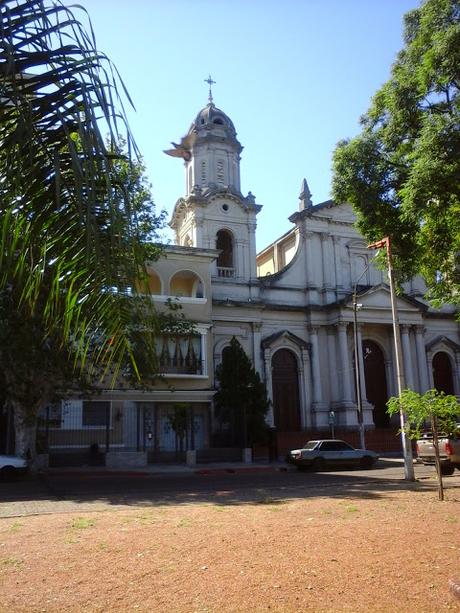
[426,335,460,354]
[261,329,309,350]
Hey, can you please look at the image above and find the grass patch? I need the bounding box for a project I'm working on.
[345,505,359,513]
[9,521,22,533]
[2,557,23,568]
[71,517,95,530]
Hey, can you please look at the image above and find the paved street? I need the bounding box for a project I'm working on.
[1,459,459,518]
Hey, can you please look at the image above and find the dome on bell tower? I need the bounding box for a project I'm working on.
[191,102,237,138]
[165,80,243,199]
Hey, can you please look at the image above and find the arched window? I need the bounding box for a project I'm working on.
[216,229,233,268]
[170,270,204,298]
[135,270,162,295]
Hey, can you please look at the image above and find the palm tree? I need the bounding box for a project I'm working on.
[0,0,161,458]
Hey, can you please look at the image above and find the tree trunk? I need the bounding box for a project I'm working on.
[431,413,444,502]
[13,401,37,461]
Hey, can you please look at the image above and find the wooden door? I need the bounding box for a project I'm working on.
[363,340,389,428]
[272,349,301,431]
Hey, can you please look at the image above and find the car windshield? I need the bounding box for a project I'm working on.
[302,441,318,450]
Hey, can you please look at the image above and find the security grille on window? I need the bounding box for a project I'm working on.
[82,401,110,427]
[156,335,202,374]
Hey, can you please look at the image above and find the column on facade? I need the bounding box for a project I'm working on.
[251,322,262,376]
[414,326,429,392]
[332,235,341,289]
[263,348,274,427]
[301,348,312,428]
[193,218,204,247]
[384,360,394,397]
[454,352,460,396]
[388,336,398,395]
[235,239,244,280]
[426,351,435,389]
[248,221,258,280]
[401,325,415,390]
[337,322,353,404]
[304,230,314,289]
[320,232,329,290]
[327,327,338,403]
[309,326,323,407]
[356,324,367,402]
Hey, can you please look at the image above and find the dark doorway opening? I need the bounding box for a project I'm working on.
[272,349,301,431]
[432,351,455,395]
[363,340,389,428]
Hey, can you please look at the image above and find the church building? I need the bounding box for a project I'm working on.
[36,90,460,467]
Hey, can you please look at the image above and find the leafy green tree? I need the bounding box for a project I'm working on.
[0,1,173,459]
[387,389,459,500]
[332,0,460,307]
[214,337,270,447]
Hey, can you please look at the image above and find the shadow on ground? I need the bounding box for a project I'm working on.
[1,459,458,516]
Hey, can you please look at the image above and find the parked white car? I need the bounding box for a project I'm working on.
[0,455,29,480]
[286,439,379,471]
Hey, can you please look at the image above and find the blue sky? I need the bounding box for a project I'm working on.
[77,0,419,250]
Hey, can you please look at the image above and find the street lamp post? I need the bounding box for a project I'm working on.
[352,293,366,450]
[368,237,415,481]
[349,252,371,451]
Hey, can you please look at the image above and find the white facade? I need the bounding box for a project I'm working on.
[38,99,460,463]
[164,99,460,435]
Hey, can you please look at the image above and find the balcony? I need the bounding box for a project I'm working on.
[157,334,205,377]
[217,266,235,278]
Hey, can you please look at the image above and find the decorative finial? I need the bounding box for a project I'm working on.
[299,178,312,210]
[204,74,216,104]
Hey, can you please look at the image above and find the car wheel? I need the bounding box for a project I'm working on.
[0,466,16,481]
[312,458,324,472]
[297,464,308,472]
[359,456,374,469]
[440,463,455,476]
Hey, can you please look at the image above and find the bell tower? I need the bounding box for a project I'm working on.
[166,78,261,285]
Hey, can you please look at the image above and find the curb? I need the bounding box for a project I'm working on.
[43,464,294,478]
[194,466,289,476]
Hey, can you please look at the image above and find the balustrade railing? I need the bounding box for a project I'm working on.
[217,266,235,278]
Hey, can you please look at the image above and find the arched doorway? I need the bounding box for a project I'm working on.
[272,349,301,431]
[432,352,455,395]
[362,340,389,428]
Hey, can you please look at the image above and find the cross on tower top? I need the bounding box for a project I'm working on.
[204,74,216,104]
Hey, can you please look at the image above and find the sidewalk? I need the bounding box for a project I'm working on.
[44,460,294,478]
[43,453,407,478]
